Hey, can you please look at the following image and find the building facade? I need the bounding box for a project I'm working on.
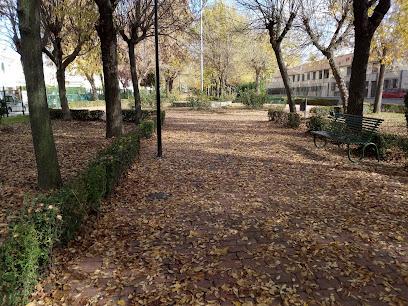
[267,54,408,98]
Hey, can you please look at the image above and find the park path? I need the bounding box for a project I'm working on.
[31,109,408,305]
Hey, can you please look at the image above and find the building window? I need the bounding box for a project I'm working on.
[372,65,379,73]
[307,73,310,80]
[324,69,330,78]
[297,74,300,81]
[302,74,305,81]
[319,71,323,79]
[347,66,351,75]
[331,82,337,91]
[392,78,398,88]
[0,62,4,73]
[293,75,295,82]
[313,72,316,80]
[384,79,390,89]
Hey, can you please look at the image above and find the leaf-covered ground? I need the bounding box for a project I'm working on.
[23,109,408,305]
[0,120,135,242]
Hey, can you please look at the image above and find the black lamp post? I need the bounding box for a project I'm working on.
[154,0,162,157]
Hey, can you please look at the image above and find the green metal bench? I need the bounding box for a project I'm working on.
[311,113,384,162]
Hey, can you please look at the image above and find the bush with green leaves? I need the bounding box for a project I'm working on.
[294,98,338,106]
[0,99,8,123]
[0,196,63,305]
[241,90,267,109]
[0,130,141,304]
[310,106,343,117]
[268,108,300,128]
[122,109,165,124]
[49,109,104,121]
[288,113,301,128]
[188,91,211,110]
[306,115,330,132]
[140,90,156,107]
[139,120,155,138]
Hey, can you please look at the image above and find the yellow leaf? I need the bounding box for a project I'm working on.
[232,302,241,306]
[189,231,199,237]
[396,236,404,242]
[117,300,126,306]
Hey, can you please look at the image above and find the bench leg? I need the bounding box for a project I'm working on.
[364,142,381,162]
[347,143,381,162]
[313,134,327,148]
[347,144,364,162]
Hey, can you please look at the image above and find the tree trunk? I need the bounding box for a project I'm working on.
[348,35,372,115]
[348,0,390,116]
[128,43,142,124]
[99,73,105,97]
[255,70,260,94]
[169,78,174,93]
[273,44,296,112]
[374,62,386,113]
[18,0,62,190]
[95,0,123,138]
[56,64,71,120]
[165,77,170,96]
[85,73,99,101]
[324,51,349,113]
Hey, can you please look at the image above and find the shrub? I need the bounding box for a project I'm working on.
[140,90,156,107]
[268,108,287,123]
[310,106,343,117]
[0,99,7,124]
[306,115,330,131]
[0,197,62,305]
[288,113,301,128]
[122,109,165,124]
[0,130,141,304]
[371,133,400,159]
[49,109,63,119]
[188,91,211,110]
[122,109,138,122]
[89,110,104,120]
[294,98,338,106]
[220,93,237,102]
[139,120,155,138]
[49,109,104,121]
[71,109,91,121]
[241,90,266,108]
[381,103,405,113]
[268,108,300,128]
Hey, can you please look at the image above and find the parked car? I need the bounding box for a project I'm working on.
[0,93,28,113]
[382,88,407,99]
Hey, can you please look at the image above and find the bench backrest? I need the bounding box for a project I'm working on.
[329,113,384,142]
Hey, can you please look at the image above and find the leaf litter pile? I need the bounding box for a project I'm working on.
[10,110,408,305]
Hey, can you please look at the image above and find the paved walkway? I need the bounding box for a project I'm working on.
[32,109,408,305]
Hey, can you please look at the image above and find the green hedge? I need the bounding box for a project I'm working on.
[0,130,141,304]
[295,98,338,106]
[267,108,301,128]
[49,109,104,120]
[122,109,165,124]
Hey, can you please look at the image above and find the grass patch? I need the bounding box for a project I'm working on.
[1,115,30,125]
[368,112,407,136]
